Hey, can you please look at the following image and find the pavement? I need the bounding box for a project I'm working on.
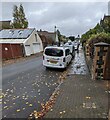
[45,47,109,119]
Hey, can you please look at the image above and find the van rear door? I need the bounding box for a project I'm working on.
[44,48,64,64]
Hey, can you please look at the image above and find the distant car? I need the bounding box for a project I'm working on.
[74,43,78,50]
[43,46,72,69]
[73,41,80,50]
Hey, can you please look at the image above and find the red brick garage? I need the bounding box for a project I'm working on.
[2,43,24,60]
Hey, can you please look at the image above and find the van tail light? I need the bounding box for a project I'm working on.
[63,57,65,62]
[43,55,44,60]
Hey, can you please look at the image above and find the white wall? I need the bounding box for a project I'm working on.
[24,29,43,56]
[56,34,59,42]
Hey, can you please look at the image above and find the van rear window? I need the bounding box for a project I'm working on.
[45,48,63,57]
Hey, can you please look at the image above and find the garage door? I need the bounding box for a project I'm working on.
[25,45,31,56]
[33,43,40,54]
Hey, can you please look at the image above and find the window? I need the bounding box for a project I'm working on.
[65,49,70,56]
[45,48,63,57]
[18,30,23,35]
[35,34,37,42]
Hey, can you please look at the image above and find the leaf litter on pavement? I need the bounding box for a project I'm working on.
[28,68,69,119]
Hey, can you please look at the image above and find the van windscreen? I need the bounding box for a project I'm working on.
[45,48,63,57]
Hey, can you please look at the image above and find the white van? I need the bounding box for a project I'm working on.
[64,43,75,58]
[43,46,72,68]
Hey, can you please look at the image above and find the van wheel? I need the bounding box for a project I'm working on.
[46,67,49,70]
[66,63,68,67]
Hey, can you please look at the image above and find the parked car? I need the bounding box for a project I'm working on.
[74,43,78,50]
[64,45,75,58]
[43,46,72,69]
[73,42,80,50]
[64,43,75,58]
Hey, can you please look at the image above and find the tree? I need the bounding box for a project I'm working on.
[88,32,110,58]
[81,15,110,44]
[12,4,28,28]
[68,36,75,41]
[12,5,20,28]
[56,29,61,46]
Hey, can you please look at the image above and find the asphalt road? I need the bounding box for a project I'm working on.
[2,56,65,118]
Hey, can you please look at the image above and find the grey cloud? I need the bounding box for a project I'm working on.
[1,2,108,36]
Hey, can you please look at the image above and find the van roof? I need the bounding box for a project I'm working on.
[44,46,68,50]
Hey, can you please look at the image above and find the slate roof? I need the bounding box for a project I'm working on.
[0,28,35,39]
[38,31,56,42]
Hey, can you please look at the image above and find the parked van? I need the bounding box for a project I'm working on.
[64,43,75,58]
[43,46,72,68]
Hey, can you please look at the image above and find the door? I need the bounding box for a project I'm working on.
[25,45,31,56]
[65,49,71,64]
[33,43,40,54]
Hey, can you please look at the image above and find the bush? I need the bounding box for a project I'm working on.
[87,32,110,58]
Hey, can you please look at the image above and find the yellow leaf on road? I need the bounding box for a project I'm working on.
[23,108,25,110]
[59,112,63,114]
[4,106,8,109]
[26,102,29,105]
[16,109,20,112]
[29,104,33,107]
[85,96,91,99]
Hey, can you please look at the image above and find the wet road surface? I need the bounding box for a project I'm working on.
[2,56,65,118]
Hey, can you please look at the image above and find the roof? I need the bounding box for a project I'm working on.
[103,15,110,19]
[0,28,35,39]
[39,34,47,43]
[0,20,11,29]
[0,20,11,22]
[94,42,110,46]
[44,46,69,50]
[38,30,56,42]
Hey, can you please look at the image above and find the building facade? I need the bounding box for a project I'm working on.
[0,28,43,60]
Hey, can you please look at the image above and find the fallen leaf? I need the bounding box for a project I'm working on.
[23,108,25,110]
[4,102,6,104]
[63,110,66,113]
[59,112,63,114]
[85,96,91,99]
[16,109,20,112]
[4,106,8,109]
[38,101,40,104]
[38,89,40,92]
[26,102,29,105]
[45,83,48,86]
[29,104,33,107]
[0,95,3,99]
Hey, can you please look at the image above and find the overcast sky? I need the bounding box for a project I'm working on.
[1,2,109,37]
